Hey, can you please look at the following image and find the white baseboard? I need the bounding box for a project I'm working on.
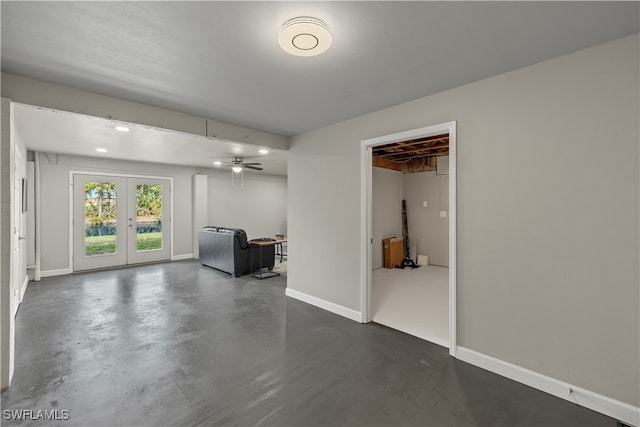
[41,257,193,276]
[19,276,28,302]
[40,268,72,278]
[456,346,639,427]
[285,288,362,323]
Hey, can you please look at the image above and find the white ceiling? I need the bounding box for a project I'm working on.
[2,2,638,171]
[13,104,288,176]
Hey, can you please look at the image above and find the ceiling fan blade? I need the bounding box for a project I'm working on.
[244,165,263,171]
[241,162,263,166]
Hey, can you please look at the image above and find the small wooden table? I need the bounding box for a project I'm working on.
[249,240,280,280]
[274,239,287,262]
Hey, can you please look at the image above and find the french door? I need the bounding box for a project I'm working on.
[73,174,171,271]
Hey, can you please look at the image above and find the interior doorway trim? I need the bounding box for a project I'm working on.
[68,170,174,272]
[360,121,457,356]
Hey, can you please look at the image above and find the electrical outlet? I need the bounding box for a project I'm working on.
[423,201,428,208]
[440,211,447,218]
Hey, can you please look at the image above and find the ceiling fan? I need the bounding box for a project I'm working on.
[222,156,263,173]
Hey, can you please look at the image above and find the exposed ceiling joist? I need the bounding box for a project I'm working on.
[372,133,449,174]
[377,144,449,161]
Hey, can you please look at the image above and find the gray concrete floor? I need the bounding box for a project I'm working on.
[2,260,615,426]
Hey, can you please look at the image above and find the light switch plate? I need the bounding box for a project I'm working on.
[440,211,447,218]
[423,201,428,207]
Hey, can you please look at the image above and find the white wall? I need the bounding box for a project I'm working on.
[403,171,449,267]
[37,153,198,272]
[207,173,287,239]
[372,166,449,268]
[0,98,14,388]
[372,167,403,269]
[26,160,35,270]
[192,174,208,258]
[288,35,639,407]
[35,153,287,272]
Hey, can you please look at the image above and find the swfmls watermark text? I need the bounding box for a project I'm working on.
[2,409,70,421]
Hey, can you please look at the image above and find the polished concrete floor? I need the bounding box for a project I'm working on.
[2,260,615,426]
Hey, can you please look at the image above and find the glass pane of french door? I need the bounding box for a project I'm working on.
[135,183,163,252]
[84,181,118,256]
[74,174,127,271]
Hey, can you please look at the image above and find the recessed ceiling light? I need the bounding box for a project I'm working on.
[259,149,269,155]
[279,17,332,57]
[213,161,222,166]
[115,126,130,132]
[96,148,107,153]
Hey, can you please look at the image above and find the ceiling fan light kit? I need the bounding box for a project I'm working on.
[279,17,332,57]
[216,156,265,185]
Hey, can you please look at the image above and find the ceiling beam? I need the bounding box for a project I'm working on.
[1,72,289,150]
[372,154,439,173]
[376,141,449,153]
[377,150,448,161]
[372,156,404,171]
[373,134,449,151]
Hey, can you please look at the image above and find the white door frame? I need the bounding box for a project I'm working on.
[69,171,174,272]
[12,148,23,318]
[360,121,457,356]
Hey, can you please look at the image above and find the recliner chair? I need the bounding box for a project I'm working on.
[198,226,275,277]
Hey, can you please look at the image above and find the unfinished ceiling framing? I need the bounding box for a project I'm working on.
[372,133,449,174]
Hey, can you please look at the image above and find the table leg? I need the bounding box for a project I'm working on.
[249,243,280,280]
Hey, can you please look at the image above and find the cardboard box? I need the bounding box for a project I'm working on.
[382,237,404,269]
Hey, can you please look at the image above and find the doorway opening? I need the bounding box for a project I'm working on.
[72,173,172,271]
[361,122,457,356]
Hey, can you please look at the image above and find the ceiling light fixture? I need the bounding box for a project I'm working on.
[213,161,222,166]
[115,125,130,132]
[96,148,107,153]
[279,17,332,57]
[259,149,269,155]
[232,166,243,173]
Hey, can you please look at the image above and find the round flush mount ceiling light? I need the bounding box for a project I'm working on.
[115,125,130,132]
[279,17,332,57]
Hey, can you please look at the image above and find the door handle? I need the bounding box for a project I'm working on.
[18,236,26,240]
